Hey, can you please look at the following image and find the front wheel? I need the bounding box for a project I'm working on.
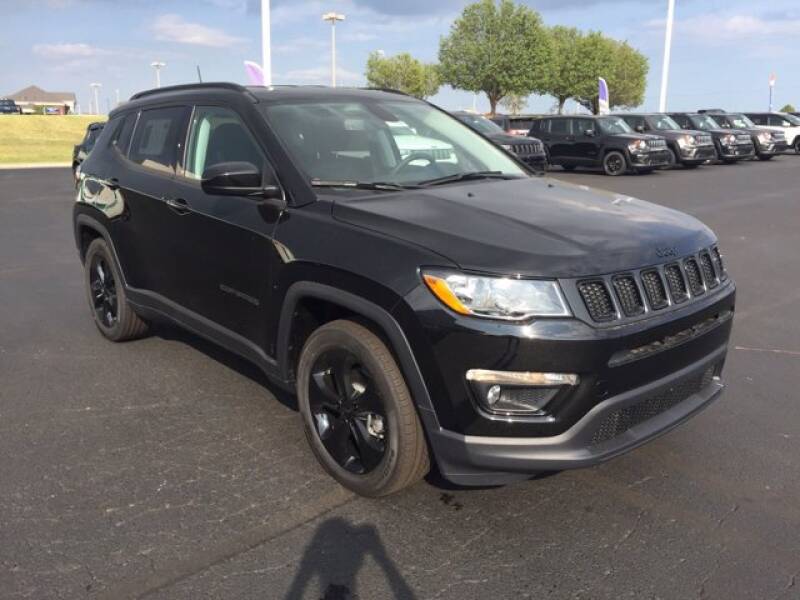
[664,147,677,169]
[297,320,430,497]
[794,139,800,154]
[603,151,627,176]
[758,154,774,161]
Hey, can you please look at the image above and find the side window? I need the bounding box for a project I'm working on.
[550,118,570,135]
[748,114,765,125]
[129,106,188,175]
[111,113,137,156]
[184,106,265,180]
[574,119,592,135]
[672,115,687,129]
[781,118,793,127]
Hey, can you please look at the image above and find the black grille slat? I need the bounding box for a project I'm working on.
[612,276,645,316]
[578,281,616,322]
[699,252,719,288]
[591,366,716,445]
[640,270,668,310]
[684,258,705,295]
[664,264,688,303]
[712,246,727,280]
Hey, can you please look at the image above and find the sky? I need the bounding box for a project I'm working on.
[1,0,798,115]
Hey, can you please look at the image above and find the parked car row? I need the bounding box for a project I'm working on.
[0,98,22,114]
[483,109,799,176]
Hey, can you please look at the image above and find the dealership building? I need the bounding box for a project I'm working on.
[6,85,77,114]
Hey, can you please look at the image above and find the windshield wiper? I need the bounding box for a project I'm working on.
[310,179,420,191]
[417,171,520,187]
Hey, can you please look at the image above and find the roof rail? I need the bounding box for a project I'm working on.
[129,82,249,101]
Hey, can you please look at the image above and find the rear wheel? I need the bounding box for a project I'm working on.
[297,320,429,497]
[84,238,149,341]
[603,151,627,176]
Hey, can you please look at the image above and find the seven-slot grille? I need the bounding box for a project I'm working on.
[575,246,727,323]
[511,141,543,155]
[647,138,667,149]
[695,134,713,145]
[735,134,751,144]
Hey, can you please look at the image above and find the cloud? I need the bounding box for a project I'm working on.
[278,64,362,85]
[151,14,245,47]
[33,43,111,58]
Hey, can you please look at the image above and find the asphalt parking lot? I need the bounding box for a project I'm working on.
[2,159,799,600]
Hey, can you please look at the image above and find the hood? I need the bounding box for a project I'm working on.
[608,133,663,142]
[332,177,715,278]
[487,132,538,145]
[650,128,706,139]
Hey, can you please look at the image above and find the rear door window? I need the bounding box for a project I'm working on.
[129,106,190,174]
[549,118,570,135]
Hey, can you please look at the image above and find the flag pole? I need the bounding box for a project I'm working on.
[658,0,675,112]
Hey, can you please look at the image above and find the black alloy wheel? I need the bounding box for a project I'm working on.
[308,348,387,474]
[603,151,627,176]
[89,254,118,328]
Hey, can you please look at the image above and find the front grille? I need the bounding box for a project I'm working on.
[577,281,616,322]
[736,134,751,143]
[664,263,688,303]
[641,270,668,309]
[696,134,713,145]
[699,252,719,288]
[712,246,727,280]
[590,366,717,445]
[511,142,543,155]
[612,275,644,316]
[684,258,705,295]
[647,138,667,149]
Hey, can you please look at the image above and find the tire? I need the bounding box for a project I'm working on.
[664,147,677,169]
[683,163,699,169]
[84,238,149,342]
[603,151,627,176]
[297,320,429,497]
[794,139,800,154]
[561,164,576,171]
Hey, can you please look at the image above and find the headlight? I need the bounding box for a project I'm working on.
[758,131,771,142]
[501,144,514,152]
[627,139,647,152]
[422,270,571,320]
[722,134,736,144]
[676,134,695,148]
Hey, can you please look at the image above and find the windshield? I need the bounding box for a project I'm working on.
[262,99,527,187]
[648,115,681,130]
[457,113,505,135]
[689,114,721,130]
[714,114,754,129]
[597,116,633,134]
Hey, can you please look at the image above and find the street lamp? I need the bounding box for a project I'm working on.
[150,61,166,88]
[322,12,345,87]
[658,0,676,112]
[261,0,272,86]
[89,83,102,115]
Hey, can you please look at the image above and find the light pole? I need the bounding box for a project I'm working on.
[261,0,272,86]
[322,12,345,87]
[658,0,676,112]
[89,83,101,115]
[150,61,166,88]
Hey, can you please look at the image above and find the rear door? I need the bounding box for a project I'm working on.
[542,118,572,163]
[168,105,282,342]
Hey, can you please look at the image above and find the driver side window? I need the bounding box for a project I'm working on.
[184,106,265,180]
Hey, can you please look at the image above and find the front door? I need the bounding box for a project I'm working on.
[169,105,282,343]
[570,118,600,165]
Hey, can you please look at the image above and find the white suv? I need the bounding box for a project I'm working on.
[746,112,800,154]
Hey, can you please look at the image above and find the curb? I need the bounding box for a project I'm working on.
[0,163,71,170]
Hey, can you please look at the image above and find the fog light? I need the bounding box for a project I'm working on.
[467,369,578,417]
[486,385,502,407]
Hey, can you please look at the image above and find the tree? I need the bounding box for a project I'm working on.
[500,93,528,115]
[365,52,440,99]
[574,34,648,114]
[780,103,796,113]
[546,26,590,114]
[438,0,553,115]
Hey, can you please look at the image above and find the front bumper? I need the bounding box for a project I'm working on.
[719,143,755,159]
[679,144,716,163]
[757,141,789,155]
[427,344,725,485]
[630,150,670,168]
[518,154,548,171]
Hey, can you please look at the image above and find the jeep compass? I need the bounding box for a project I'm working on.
[74,84,735,496]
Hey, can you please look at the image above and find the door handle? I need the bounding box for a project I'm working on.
[165,197,192,215]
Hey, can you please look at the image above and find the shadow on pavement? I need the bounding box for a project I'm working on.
[284,517,417,600]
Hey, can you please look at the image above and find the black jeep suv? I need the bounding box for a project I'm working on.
[614,113,716,168]
[530,115,671,175]
[699,110,787,160]
[72,121,105,179]
[669,113,755,163]
[74,83,735,496]
[452,110,547,171]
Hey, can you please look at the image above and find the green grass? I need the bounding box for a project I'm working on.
[0,115,107,164]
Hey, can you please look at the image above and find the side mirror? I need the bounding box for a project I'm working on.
[584,129,596,137]
[635,124,645,133]
[201,161,282,200]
